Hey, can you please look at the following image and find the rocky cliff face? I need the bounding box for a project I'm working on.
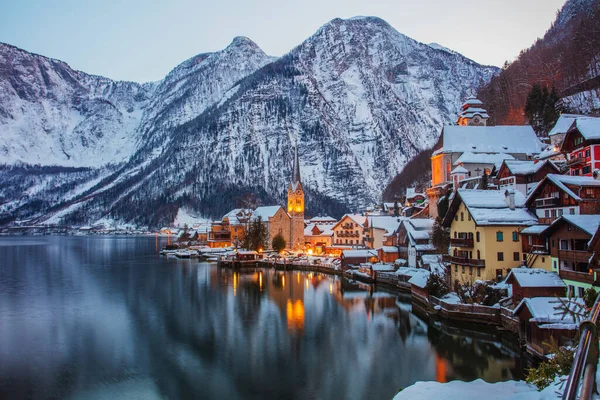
[0,17,498,227]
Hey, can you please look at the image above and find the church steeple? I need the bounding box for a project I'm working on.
[292,141,301,185]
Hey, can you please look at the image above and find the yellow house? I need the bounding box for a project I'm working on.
[442,189,539,287]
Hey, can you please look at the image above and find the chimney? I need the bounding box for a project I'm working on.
[505,189,516,210]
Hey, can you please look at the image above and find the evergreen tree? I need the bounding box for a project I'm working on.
[480,171,488,190]
[242,216,267,251]
[431,217,450,254]
[272,233,286,253]
[525,84,560,136]
[393,201,400,217]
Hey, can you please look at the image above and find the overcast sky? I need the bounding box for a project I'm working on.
[0,0,566,83]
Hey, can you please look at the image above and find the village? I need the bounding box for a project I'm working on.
[160,96,600,363]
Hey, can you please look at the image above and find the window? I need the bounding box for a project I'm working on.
[558,209,563,217]
[578,287,585,298]
[476,232,480,242]
[468,213,471,221]
[545,210,550,218]
[568,285,575,297]
[583,166,591,175]
[551,209,557,218]
[542,257,545,263]
[455,214,458,221]
[469,267,473,275]
[460,212,464,221]
[553,260,557,270]
[570,208,575,215]
[512,231,519,242]
[497,252,504,261]
[455,265,458,273]
[513,252,520,261]
[477,249,480,260]
[560,240,568,250]
[585,149,591,157]
[454,231,457,238]
[462,266,465,273]
[496,231,503,242]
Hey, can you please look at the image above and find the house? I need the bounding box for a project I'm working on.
[377,246,400,263]
[304,223,334,254]
[514,297,584,357]
[497,160,559,197]
[208,220,232,248]
[442,189,538,285]
[505,268,565,305]
[427,96,542,219]
[549,114,592,147]
[519,224,551,271]
[340,249,378,269]
[397,219,436,268]
[365,215,403,249]
[525,174,600,225]
[222,208,251,246]
[405,188,427,206]
[331,214,367,247]
[559,117,600,177]
[540,214,600,297]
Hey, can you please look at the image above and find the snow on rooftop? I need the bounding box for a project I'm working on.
[548,114,590,136]
[572,117,600,140]
[503,160,550,175]
[369,215,403,233]
[377,246,399,253]
[451,165,469,174]
[454,152,514,166]
[252,205,282,220]
[536,174,600,202]
[309,216,337,223]
[515,297,585,325]
[433,125,542,156]
[561,214,600,236]
[459,189,527,208]
[342,249,378,258]
[457,190,537,226]
[304,223,334,237]
[506,268,565,288]
[520,225,548,235]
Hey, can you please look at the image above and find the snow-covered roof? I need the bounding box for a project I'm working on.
[433,125,542,156]
[515,297,585,326]
[369,216,403,234]
[371,262,396,271]
[304,223,334,237]
[402,219,434,245]
[520,225,548,235]
[454,152,515,166]
[548,114,589,137]
[308,216,337,224]
[570,117,600,141]
[252,206,283,220]
[506,268,566,288]
[333,214,367,230]
[377,246,399,253]
[455,189,538,226]
[531,174,600,203]
[555,215,600,236]
[502,160,554,175]
[451,165,469,174]
[342,250,378,259]
[535,145,562,161]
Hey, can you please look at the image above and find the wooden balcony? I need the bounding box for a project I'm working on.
[559,269,597,285]
[566,157,586,167]
[558,249,592,264]
[534,197,560,208]
[443,255,486,267]
[450,237,474,248]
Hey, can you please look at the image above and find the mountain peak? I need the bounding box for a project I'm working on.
[228,36,261,51]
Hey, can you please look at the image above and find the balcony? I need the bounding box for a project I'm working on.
[558,249,592,264]
[450,238,474,248]
[534,197,560,208]
[566,157,586,167]
[443,255,486,267]
[559,269,598,285]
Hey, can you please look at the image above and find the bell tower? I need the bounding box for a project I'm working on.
[288,143,305,251]
[456,95,489,126]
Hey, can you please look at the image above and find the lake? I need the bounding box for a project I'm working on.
[0,236,524,399]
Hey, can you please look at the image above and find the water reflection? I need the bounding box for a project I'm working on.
[0,237,523,399]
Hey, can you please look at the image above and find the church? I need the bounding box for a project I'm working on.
[426,96,543,219]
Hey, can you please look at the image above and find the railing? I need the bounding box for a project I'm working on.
[443,255,486,267]
[450,237,474,248]
[535,197,560,207]
[558,249,593,264]
[559,269,597,285]
[566,157,586,167]
[562,293,600,400]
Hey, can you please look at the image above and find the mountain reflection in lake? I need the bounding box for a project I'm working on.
[0,236,523,399]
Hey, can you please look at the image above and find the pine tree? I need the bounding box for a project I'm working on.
[393,201,400,217]
[480,171,488,190]
[431,217,450,253]
[272,234,286,253]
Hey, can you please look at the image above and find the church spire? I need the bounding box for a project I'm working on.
[292,141,301,184]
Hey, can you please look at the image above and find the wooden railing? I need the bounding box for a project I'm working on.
[450,237,474,248]
[559,269,597,285]
[443,255,486,267]
[535,197,560,207]
[558,249,592,264]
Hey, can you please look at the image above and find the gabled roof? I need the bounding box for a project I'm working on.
[304,223,333,237]
[454,152,514,166]
[526,174,600,205]
[568,117,600,141]
[548,114,590,137]
[451,165,469,174]
[332,214,367,230]
[500,160,558,176]
[505,268,565,289]
[368,216,403,235]
[542,215,600,237]
[308,216,336,224]
[443,189,537,227]
[341,249,378,259]
[252,206,284,221]
[433,125,542,156]
[514,297,585,326]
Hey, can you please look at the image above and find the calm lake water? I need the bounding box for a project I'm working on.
[0,236,524,399]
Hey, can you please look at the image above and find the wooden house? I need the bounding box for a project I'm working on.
[560,117,600,177]
[497,160,559,197]
[505,268,565,305]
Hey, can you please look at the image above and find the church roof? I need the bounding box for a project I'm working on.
[433,125,542,156]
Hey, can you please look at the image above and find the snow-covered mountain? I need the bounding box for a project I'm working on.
[0,17,498,227]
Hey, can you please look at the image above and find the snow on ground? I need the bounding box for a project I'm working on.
[394,378,561,399]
